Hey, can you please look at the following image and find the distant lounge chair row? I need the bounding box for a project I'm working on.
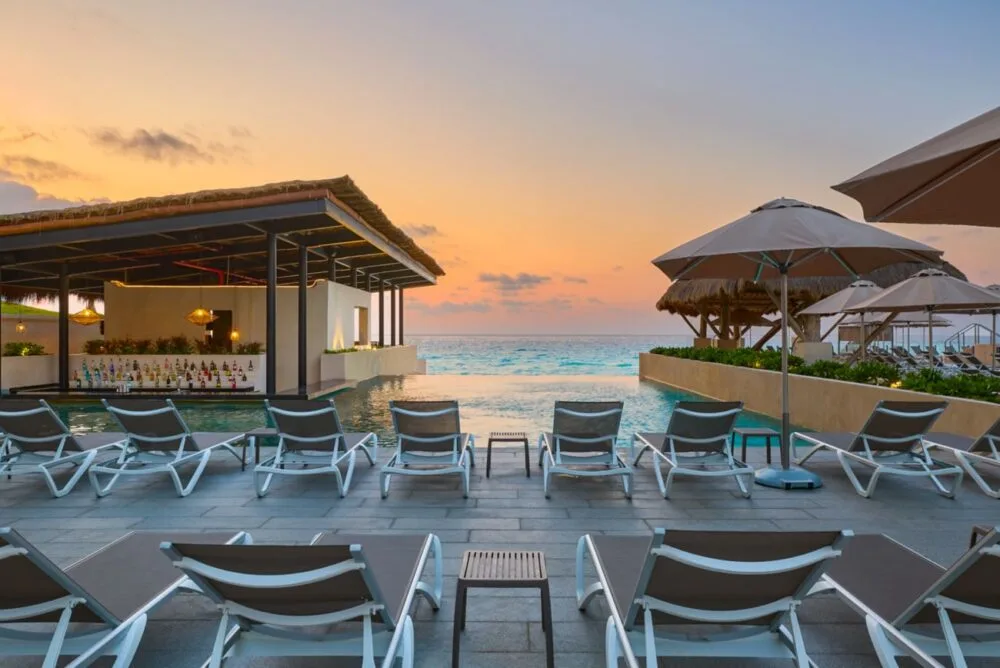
[6,523,999,667]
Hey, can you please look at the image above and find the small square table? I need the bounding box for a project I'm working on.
[486,431,530,478]
[453,549,552,668]
[733,426,778,465]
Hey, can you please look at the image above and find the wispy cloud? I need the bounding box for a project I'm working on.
[611,265,624,273]
[563,275,588,284]
[0,179,107,214]
[407,299,491,314]
[229,125,254,139]
[403,223,441,238]
[0,155,87,182]
[479,272,550,293]
[0,127,49,145]
[500,297,573,312]
[587,297,604,304]
[87,127,245,165]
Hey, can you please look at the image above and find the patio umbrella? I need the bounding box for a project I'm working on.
[845,269,1000,366]
[839,312,953,353]
[797,280,884,356]
[988,285,1000,372]
[832,106,1000,226]
[652,198,942,490]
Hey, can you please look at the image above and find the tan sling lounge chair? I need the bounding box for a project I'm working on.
[576,528,851,667]
[0,399,127,497]
[382,400,475,498]
[924,416,1000,499]
[90,398,245,497]
[633,400,750,498]
[538,400,631,499]
[815,526,1000,667]
[793,400,962,498]
[161,531,443,668]
[254,398,377,498]
[0,527,245,668]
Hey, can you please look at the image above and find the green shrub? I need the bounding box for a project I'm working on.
[236,342,263,355]
[651,346,997,402]
[83,339,106,354]
[2,341,46,357]
[325,347,359,354]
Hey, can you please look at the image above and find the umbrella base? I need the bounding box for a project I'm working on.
[754,466,823,490]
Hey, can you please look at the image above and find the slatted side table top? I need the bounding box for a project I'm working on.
[488,431,529,442]
[486,432,532,478]
[459,549,547,585]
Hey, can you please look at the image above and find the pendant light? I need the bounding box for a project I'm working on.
[185,273,217,326]
[14,300,26,334]
[70,298,103,326]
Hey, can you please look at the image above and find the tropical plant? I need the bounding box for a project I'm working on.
[236,342,263,355]
[2,341,46,356]
[324,347,359,354]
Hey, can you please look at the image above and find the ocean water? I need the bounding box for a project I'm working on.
[408,334,692,375]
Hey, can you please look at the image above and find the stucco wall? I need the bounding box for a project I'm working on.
[1,314,96,355]
[0,355,58,389]
[639,352,1000,438]
[103,280,370,393]
[321,345,419,381]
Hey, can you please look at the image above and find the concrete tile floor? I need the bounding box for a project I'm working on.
[1,443,998,667]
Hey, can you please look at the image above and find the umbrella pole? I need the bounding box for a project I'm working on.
[860,312,866,360]
[754,269,822,490]
[928,310,934,367]
[993,311,997,372]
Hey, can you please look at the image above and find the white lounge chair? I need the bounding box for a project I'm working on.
[632,400,750,498]
[0,399,127,497]
[539,401,630,499]
[576,528,851,667]
[89,398,245,497]
[382,400,475,498]
[161,531,442,668]
[815,526,1000,667]
[793,400,962,498]
[254,398,377,498]
[0,527,246,668]
[924,417,1000,499]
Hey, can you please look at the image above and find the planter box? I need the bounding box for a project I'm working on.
[0,355,58,390]
[321,345,419,382]
[71,354,267,392]
[639,352,1000,439]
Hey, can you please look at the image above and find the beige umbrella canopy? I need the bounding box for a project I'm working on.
[846,268,1000,365]
[840,312,953,328]
[797,280,882,317]
[833,106,1000,226]
[652,198,943,488]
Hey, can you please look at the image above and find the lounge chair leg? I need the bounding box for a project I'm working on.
[837,451,881,498]
[380,467,392,499]
[41,449,98,497]
[169,451,212,497]
[400,614,415,668]
[787,604,809,667]
[632,442,651,467]
[88,464,125,498]
[338,450,356,497]
[605,616,620,668]
[415,533,444,609]
[956,453,1000,499]
[865,615,902,668]
[794,441,826,466]
[110,613,148,668]
[42,605,75,668]
[576,537,603,610]
[935,602,969,668]
[543,456,551,499]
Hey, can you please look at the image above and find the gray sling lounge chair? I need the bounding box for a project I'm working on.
[0,399,126,497]
[254,399,377,498]
[633,401,750,498]
[382,400,475,498]
[793,400,962,498]
[924,416,1000,499]
[0,527,245,668]
[161,531,443,668]
[815,526,1000,667]
[89,398,245,497]
[538,400,630,499]
[576,528,851,668]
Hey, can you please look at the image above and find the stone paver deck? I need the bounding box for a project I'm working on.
[1,443,997,667]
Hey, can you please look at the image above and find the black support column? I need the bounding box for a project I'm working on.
[58,264,69,391]
[399,288,404,346]
[390,286,396,347]
[327,254,336,282]
[297,244,308,396]
[265,232,277,395]
[378,280,385,347]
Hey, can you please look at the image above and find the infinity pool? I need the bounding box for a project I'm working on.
[46,375,785,446]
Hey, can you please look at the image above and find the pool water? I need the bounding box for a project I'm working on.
[48,375,785,447]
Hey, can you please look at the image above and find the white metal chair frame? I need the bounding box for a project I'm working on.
[254,402,377,498]
[632,405,751,498]
[576,528,852,668]
[538,406,631,499]
[0,528,249,668]
[381,405,474,499]
[161,532,443,668]
[925,430,1000,500]
[89,399,245,498]
[810,530,1000,668]
[0,403,126,498]
[793,405,962,498]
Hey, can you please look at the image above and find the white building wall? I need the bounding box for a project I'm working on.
[103,280,371,393]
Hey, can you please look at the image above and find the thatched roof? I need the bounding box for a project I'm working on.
[656,260,967,317]
[0,176,444,277]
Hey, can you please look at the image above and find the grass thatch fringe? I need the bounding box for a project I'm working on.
[0,176,444,278]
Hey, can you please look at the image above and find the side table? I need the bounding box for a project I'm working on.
[453,549,552,668]
[733,426,778,465]
[486,431,530,478]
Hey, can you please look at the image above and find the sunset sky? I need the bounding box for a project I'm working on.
[2,0,999,334]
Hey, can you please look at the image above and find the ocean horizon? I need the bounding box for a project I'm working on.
[407,334,693,376]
